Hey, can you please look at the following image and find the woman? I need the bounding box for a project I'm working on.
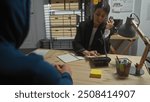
[72,1,114,57]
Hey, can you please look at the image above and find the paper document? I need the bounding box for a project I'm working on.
[70,53,85,60]
[33,49,49,56]
[57,53,84,63]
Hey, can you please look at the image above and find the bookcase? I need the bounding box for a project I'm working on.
[50,14,78,38]
[44,0,85,49]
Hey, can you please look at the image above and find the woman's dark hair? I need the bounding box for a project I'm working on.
[94,0,110,15]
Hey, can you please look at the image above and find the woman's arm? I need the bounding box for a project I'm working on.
[72,22,86,54]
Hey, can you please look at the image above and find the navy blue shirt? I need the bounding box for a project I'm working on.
[0,42,73,84]
[0,0,73,84]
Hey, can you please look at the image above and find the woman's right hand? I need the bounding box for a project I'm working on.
[82,50,98,57]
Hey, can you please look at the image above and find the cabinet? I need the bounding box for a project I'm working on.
[44,0,84,49]
[50,14,79,38]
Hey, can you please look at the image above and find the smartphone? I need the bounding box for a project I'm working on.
[109,16,113,20]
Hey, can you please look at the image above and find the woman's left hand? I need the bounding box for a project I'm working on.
[106,18,114,29]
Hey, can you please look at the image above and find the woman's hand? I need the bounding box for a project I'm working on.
[54,64,72,75]
[106,18,114,30]
[82,50,99,57]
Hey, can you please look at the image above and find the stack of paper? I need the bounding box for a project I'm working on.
[32,49,49,56]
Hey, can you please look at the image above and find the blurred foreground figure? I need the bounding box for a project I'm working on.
[0,0,73,85]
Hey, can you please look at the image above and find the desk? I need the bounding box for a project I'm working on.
[110,34,138,54]
[42,49,150,85]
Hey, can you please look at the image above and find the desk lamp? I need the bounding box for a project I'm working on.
[118,13,150,76]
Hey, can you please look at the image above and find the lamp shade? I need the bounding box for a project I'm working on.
[118,17,136,37]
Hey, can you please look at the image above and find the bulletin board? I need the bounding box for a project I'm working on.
[112,0,134,12]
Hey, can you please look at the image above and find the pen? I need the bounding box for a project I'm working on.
[116,56,120,63]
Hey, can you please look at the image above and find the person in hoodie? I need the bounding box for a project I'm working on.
[72,1,114,57]
[0,0,73,85]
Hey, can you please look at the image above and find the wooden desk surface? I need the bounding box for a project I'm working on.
[42,49,150,85]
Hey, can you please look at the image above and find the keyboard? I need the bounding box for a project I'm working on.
[89,57,111,67]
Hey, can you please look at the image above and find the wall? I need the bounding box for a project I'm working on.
[44,0,49,4]
[21,0,46,48]
[137,0,150,56]
[109,0,135,23]
[35,0,46,40]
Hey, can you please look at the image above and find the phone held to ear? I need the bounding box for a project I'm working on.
[109,16,114,21]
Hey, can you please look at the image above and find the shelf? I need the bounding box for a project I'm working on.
[44,0,84,49]
[49,10,81,15]
[51,0,79,4]
[51,25,77,28]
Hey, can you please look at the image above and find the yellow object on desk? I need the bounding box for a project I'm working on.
[90,69,102,78]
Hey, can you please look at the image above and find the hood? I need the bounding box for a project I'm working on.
[0,0,30,48]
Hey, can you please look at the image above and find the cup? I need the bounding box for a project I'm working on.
[116,58,132,78]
